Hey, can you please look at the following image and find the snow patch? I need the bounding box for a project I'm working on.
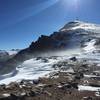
[78,85,100,91]
[83,39,96,53]
[7,50,18,55]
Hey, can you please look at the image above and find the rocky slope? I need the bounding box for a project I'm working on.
[0,57,100,100]
[0,49,19,64]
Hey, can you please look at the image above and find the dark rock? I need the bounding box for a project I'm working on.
[70,57,77,62]
[44,84,53,88]
[75,72,84,80]
[89,83,100,87]
[20,80,25,85]
[0,93,10,100]
[83,96,93,100]
[60,84,72,90]
[59,82,78,90]
[8,82,19,89]
[10,93,18,100]
[42,58,48,63]
[33,79,40,85]
[71,82,78,89]
[63,84,72,89]
[28,90,37,97]
[0,84,6,90]
[81,64,89,68]
[43,91,52,96]
[36,57,42,60]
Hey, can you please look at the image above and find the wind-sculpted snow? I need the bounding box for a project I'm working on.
[0,57,63,84]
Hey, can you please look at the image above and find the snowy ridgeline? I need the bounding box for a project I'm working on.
[60,21,100,34]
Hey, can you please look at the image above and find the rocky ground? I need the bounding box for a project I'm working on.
[0,57,100,100]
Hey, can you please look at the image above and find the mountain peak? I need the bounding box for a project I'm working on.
[60,20,100,33]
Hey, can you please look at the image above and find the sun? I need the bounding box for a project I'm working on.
[62,0,80,11]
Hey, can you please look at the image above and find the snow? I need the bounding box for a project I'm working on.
[2,93,10,97]
[0,57,61,84]
[84,74,100,78]
[7,50,18,55]
[78,85,100,91]
[95,91,100,96]
[0,50,18,56]
[83,39,96,53]
[71,22,100,32]
[60,21,100,34]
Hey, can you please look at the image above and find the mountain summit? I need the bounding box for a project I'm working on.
[60,21,100,33]
[1,21,100,74]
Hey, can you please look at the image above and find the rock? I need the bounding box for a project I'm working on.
[59,83,72,91]
[36,57,42,60]
[44,84,53,88]
[59,82,78,90]
[0,84,6,90]
[8,82,19,89]
[20,92,26,97]
[28,90,37,97]
[42,58,48,63]
[95,91,100,97]
[70,57,77,62]
[75,72,84,80]
[9,92,26,100]
[71,82,78,89]
[43,91,52,96]
[33,79,40,85]
[89,83,100,87]
[83,96,93,100]
[10,93,18,100]
[20,80,33,86]
[0,93,10,99]
[81,64,89,68]
[63,84,72,89]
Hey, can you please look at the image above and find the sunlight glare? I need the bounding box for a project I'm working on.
[62,0,80,11]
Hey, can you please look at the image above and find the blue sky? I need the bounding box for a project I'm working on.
[0,0,100,50]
